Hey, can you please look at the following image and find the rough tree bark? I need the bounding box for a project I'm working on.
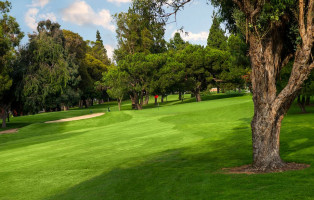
[233,0,314,171]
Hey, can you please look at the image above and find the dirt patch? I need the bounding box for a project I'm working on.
[222,163,310,174]
[0,128,18,135]
[45,113,105,123]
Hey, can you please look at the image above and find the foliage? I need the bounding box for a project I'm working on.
[167,32,188,50]
[101,66,130,110]
[0,0,23,127]
[114,0,166,61]
[20,20,77,113]
[0,0,23,98]
[207,14,227,50]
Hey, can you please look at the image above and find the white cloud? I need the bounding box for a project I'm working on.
[39,12,57,22]
[62,1,115,32]
[105,44,114,60]
[25,8,39,31]
[31,0,50,8]
[107,0,131,5]
[25,8,57,31]
[172,31,208,42]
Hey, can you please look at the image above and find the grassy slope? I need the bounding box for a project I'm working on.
[0,94,314,200]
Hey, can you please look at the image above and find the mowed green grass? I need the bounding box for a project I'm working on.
[0,94,314,200]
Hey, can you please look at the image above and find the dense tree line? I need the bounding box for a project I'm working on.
[0,1,112,127]
[101,4,250,110]
[1,0,312,159]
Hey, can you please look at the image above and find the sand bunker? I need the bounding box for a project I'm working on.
[0,128,18,135]
[45,113,105,123]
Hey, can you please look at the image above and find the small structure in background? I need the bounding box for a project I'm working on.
[210,88,218,93]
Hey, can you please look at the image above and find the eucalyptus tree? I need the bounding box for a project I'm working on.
[160,0,314,171]
[0,1,24,127]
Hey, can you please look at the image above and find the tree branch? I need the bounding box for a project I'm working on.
[310,62,314,70]
[280,54,294,69]
[299,0,306,42]
[232,0,244,12]
[250,0,263,20]
[306,0,314,41]
[160,0,192,18]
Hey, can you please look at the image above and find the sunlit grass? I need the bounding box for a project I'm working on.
[0,94,313,200]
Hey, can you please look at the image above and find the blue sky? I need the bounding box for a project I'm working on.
[10,0,215,58]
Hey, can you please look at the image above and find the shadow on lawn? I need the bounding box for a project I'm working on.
[45,114,314,200]
[44,138,252,200]
[143,93,246,110]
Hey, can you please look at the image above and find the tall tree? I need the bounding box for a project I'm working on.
[180,44,211,102]
[218,34,250,91]
[207,14,228,50]
[167,32,188,50]
[101,66,130,111]
[162,0,314,171]
[0,1,24,127]
[114,0,167,109]
[89,31,111,66]
[20,20,73,113]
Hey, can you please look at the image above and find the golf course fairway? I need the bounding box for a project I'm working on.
[0,95,314,200]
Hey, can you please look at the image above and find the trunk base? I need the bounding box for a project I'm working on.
[223,162,310,174]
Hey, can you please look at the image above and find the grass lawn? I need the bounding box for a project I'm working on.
[0,94,314,200]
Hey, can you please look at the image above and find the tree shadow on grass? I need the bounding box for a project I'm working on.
[143,93,246,110]
[44,122,314,200]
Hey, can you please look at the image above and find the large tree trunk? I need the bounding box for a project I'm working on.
[248,11,313,170]
[251,106,286,170]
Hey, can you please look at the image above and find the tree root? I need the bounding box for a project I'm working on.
[222,162,310,174]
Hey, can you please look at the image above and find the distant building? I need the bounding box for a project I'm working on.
[210,88,218,92]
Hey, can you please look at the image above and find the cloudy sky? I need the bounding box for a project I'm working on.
[10,0,215,59]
